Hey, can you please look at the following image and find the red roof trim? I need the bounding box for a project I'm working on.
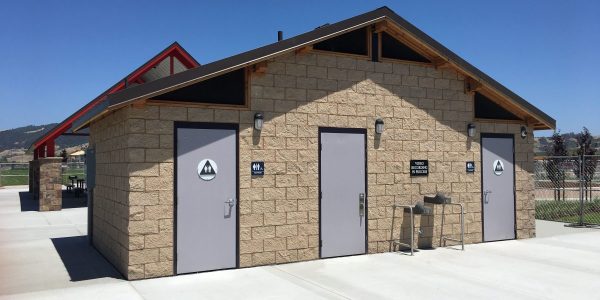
[32,42,199,151]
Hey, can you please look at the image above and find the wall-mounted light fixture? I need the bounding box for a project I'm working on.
[375,118,384,134]
[467,123,476,138]
[520,126,528,139]
[254,113,264,131]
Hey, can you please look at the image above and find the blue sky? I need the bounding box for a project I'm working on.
[0,0,598,136]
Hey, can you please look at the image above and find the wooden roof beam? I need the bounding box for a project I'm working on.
[465,77,483,93]
[374,21,388,33]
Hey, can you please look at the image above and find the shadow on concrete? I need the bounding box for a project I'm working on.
[18,191,87,211]
[18,191,38,212]
[62,190,87,209]
[51,236,123,281]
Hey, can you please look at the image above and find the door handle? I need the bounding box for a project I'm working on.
[359,193,365,217]
[224,198,235,218]
[483,190,492,204]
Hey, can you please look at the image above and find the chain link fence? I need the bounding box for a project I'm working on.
[0,162,86,187]
[535,155,600,226]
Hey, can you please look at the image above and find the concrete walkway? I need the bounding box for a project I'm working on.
[1,186,599,299]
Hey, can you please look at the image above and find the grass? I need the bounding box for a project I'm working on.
[0,168,85,186]
[0,169,28,186]
[559,212,600,223]
[536,199,600,224]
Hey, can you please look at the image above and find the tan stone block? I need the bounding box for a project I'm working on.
[240,254,252,267]
[215,110,240,123]
[276,250,298,264]
[128,134,160,148]
[126,119,146,133]
[159,219,173,232]
[159,247,173,261]
[188,108,214,122]
[127,264,145,280]
[276,200,297,212]
[297,223,318,236]
[287,211,308,224]
[240,239,263,254]
[276,175,297,187]
[253,201,275,213]
[297,247,318,261]
[252,226,276,239]
[129,220,159,235]
[145,120,172,135]
[145,149,173,163]
[159,134,173,149]
[128,163,159,177]
[145,232,173,248]
[276,224,297,237]
[129,106,159,119]
[130,248,159,265]
[129,191,159,206]
[129,205,145,221]
[130,235,145,250]
[128,177,145,191]
[159,107,187,121]
[158,190,173,205]
[240,213,264,228]
[144,205,173,220]
[264,212,287,225]
[145,176,172,191]
[253,252,276,266]
[145,261,173,278]
[264,237,287,251]
[263,188,286,200]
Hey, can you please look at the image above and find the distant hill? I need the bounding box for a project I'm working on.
[0,124,87,152]
[535,133,600,155]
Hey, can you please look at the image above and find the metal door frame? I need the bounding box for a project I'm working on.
[173,121,240,274]
[318,127,368,258]
[480,133,517,242]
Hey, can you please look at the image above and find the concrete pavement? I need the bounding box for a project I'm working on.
[1,186,599,299]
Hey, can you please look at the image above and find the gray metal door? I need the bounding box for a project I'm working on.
[481,135,516,241]
[176,125,237,274]
[320,129,366,258]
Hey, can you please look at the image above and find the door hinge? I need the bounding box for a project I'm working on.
[319,239,323,247]
[319,191,322,200]
[319,143,322,151]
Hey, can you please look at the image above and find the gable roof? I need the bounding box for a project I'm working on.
[81,6,554,130]
[29,42,200,152]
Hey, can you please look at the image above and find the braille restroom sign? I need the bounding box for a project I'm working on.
[198,159,218,181]
[493,159,504,176]
[251,161,265,176]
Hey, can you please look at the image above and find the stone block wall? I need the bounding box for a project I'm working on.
[90,50,535,279]
[37,157,63,211]
[89,108,132,277]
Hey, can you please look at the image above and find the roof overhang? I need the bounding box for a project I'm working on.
[78,6,555,131]
[29,42,200,152]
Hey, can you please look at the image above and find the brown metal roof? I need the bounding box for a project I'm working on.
[102,6,555,129]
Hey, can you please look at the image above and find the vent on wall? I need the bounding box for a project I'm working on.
[313,27,368,56]
[474,92,522,120]
[380,32,430,63]
[150,68,246,105]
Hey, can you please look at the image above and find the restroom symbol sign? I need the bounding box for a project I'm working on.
[251,161,265,176]
[466,161,475,173]
[198,159,218,181]
[493,159,504,176]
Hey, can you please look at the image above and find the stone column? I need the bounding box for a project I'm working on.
[38,157,63,211]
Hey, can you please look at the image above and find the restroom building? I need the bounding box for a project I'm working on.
[70,7,555,279]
